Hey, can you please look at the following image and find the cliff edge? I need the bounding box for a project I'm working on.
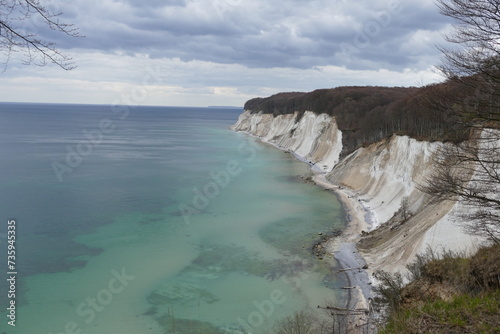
[232,108,482,273]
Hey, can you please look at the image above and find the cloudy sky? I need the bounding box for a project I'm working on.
[0,0,454,107]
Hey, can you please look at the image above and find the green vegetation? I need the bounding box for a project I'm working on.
[376,245,500,334]
[251,1,500,332]
[380,291,500,334]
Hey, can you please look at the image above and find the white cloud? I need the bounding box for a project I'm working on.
[0,0,453,106]
[0,50,445,107]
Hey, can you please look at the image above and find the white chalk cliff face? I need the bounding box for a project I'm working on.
[328,135,440,228]
[232,110,481,272]
[232,110,342,172]
[328,135,480,271]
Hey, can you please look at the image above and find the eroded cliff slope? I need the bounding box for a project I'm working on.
[232,110,342,172]
[232,110,480,272]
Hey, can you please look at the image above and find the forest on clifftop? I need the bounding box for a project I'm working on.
[243,84,470,155]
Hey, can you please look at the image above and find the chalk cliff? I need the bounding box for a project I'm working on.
[232,110,342,172]
[232,110,481,272]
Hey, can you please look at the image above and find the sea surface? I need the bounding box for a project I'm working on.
[0,103,346,334]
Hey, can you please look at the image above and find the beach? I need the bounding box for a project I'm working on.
[233,123,377,329]
[231,99,489,334]
[314,173,375,330]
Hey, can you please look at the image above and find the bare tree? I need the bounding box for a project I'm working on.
[435,0,500,124]
[400,196,412,221]
[422,0,500,244]
[372,270,404,313]
[425,130,500,243]
[0,0,80,70]
[272,310,319,334]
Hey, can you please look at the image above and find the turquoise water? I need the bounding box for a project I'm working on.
[0,103,346,333]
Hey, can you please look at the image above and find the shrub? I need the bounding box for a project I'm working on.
[372,271,405,312]
[422,256,471,292]
[379,245,500,333]
[470,244,500,289]
[379,290,500,334]
[272,310,317,334]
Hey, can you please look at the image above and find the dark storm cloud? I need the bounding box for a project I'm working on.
[50,0,452,70]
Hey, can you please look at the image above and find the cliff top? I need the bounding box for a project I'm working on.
[243,84,468,154]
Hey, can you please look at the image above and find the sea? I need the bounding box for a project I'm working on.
[0,103,346,334]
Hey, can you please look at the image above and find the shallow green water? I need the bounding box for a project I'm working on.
[0,104,346,333]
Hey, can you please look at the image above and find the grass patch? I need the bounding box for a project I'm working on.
[380,291,500,334]
[376,245,500,333]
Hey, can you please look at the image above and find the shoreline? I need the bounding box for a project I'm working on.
[312,173,374,325]
[313,173,373,241]
[233,127,375,329]
[232,115,484,332]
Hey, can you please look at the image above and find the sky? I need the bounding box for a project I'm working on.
[0,0,455,107]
